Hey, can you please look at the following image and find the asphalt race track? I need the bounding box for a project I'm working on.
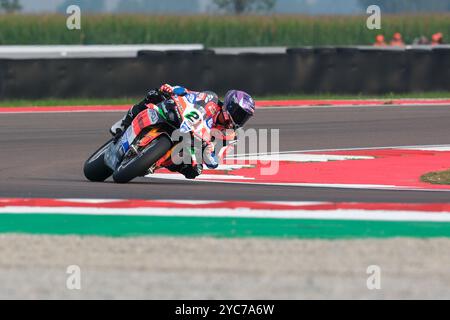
[2,104,450,300]
[1,105,450,202]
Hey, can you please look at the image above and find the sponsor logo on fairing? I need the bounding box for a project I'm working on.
[148,109,159,124]
[120,135,130,153]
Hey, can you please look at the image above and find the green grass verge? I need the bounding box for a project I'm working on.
[1,92,450,107]
[421,169,450,185]
[1,214,450,238]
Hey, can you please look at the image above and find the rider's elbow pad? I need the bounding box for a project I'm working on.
[173,86,187,96]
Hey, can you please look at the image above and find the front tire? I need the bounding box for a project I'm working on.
[83,139,114,182]
[113,135,172,184]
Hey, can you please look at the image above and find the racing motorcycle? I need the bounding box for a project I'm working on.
[83,92,214,184]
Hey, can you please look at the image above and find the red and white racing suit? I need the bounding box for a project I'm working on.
[118,84,237,178]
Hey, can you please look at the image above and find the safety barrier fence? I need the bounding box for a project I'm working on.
[0,46,448,99]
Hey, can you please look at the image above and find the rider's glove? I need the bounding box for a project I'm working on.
[160,84,187,96]
[159,84,174,95]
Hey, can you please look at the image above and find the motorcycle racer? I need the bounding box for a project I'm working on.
[110,84,255,179]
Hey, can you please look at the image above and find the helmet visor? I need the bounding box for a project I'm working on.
[227,102,252,128]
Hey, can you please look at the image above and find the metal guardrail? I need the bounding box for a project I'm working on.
[213,47,288,54]
[0,44,448,59]
[0,44,205,59]
[215,45,450,55]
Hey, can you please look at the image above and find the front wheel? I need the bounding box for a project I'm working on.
[113,135,172,184]
[83,139,114,182]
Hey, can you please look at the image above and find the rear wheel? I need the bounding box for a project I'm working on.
[113,135,172,184]
[83,139,114,182]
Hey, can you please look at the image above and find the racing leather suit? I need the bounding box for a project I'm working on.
[113,84,236,179]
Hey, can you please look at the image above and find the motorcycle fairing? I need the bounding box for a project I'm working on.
[104,106,164,171]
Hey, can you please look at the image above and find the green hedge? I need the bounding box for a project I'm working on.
[0,14,448,46]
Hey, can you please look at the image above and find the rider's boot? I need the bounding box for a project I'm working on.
[110,113,134,143]
[109,105,138,141]
[110,89,164,137]
[110,115,127,136]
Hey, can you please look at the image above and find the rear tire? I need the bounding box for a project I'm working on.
[113,135,172,184]
[83,139,114,182]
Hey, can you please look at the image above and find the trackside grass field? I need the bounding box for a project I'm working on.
[1,92,450,107]
[1,14,449,47]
